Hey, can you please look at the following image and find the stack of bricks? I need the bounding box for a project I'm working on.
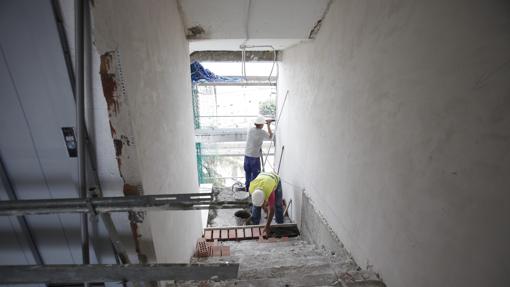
[195,238,230,257]
[203,226,266,241]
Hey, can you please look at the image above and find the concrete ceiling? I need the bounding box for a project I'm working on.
[178,0,331,51]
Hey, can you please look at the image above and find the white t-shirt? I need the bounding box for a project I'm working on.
[245,127,270,157]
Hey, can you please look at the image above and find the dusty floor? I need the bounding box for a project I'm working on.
[171,186,386,286]
[172,238,384,286]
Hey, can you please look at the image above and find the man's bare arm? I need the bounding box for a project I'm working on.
[266,120,273,139]
[265,206,274,237]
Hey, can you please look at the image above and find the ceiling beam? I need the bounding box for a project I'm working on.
[190,50,281,62]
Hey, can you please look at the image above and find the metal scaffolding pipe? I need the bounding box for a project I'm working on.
[0,263,239,283]
[0,193,248,216]
[75,0,89,276]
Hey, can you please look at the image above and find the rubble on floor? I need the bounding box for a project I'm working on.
[172,237,385,287]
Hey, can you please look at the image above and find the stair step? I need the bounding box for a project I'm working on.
[185,239,385,287]
[239,254,332,268]
[338,271,386,287]
[239,260,335,279]
[229,240,317,254]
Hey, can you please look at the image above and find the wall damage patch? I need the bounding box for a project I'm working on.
[100,53,120,116]
[98,50,155,264]
[186,25,206,39]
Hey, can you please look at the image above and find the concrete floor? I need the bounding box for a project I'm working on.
[173,238,384,286]
[175,187,384,286]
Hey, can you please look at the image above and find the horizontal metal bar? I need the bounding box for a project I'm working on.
[0,263,239,283]
[0,193,249,216]
[199,115,259,118]
[200,154,274,158]
[196,82,276,87]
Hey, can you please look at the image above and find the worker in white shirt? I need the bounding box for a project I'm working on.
[244,115,273,192]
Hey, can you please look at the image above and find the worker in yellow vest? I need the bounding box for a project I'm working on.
[249,171,284,236]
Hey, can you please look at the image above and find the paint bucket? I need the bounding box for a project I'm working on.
[234,210,251,226]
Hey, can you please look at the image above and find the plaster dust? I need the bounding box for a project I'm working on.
[92,0,203,263]
[277,0,510,287]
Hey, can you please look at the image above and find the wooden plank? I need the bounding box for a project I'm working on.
[212,229,220,240]
[236,228,244,239]
[252,227,260,238]
[204,230,212,240]
[244,228,252,238]
[204,223,298,231]
[228,229,236,239]
[0,264,240,283]
[220,229,228,239]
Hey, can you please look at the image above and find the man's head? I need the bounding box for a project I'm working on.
[251,188,265,207]
[254,115,266,129]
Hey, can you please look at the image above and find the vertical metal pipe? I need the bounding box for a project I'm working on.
[76,0,89,278]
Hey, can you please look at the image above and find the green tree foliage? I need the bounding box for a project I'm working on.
[259,99,276,117]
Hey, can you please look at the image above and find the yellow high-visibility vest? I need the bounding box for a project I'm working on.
[249,172,280,201]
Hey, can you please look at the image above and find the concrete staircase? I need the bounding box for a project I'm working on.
[176,237,386,287]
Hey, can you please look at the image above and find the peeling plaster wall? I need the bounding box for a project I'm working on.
[277,1,510,287]
[92,0,202,263]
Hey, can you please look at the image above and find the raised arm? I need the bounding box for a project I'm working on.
[266,119,274,139]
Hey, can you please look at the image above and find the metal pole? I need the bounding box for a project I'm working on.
[75,0,89,277]
[277,145,285,173]
[0,193,249,216]
[0,263,239,284]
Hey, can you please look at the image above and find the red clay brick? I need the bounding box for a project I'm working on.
[236,228,244,239]
[221,229,228,239]
[228,229,236,239]
[211,246,221,256]
[196,240,209,257]
[244,228,252,238]
[212,230,220,240]
[221,246,230,256]
[252,227,260,238]
[204,230,212,240]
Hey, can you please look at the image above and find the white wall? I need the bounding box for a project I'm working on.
[180,0,330,51]
[93,0,202,263]
[277,1,510,286]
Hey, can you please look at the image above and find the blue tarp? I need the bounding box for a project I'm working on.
[190,61,241,83]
